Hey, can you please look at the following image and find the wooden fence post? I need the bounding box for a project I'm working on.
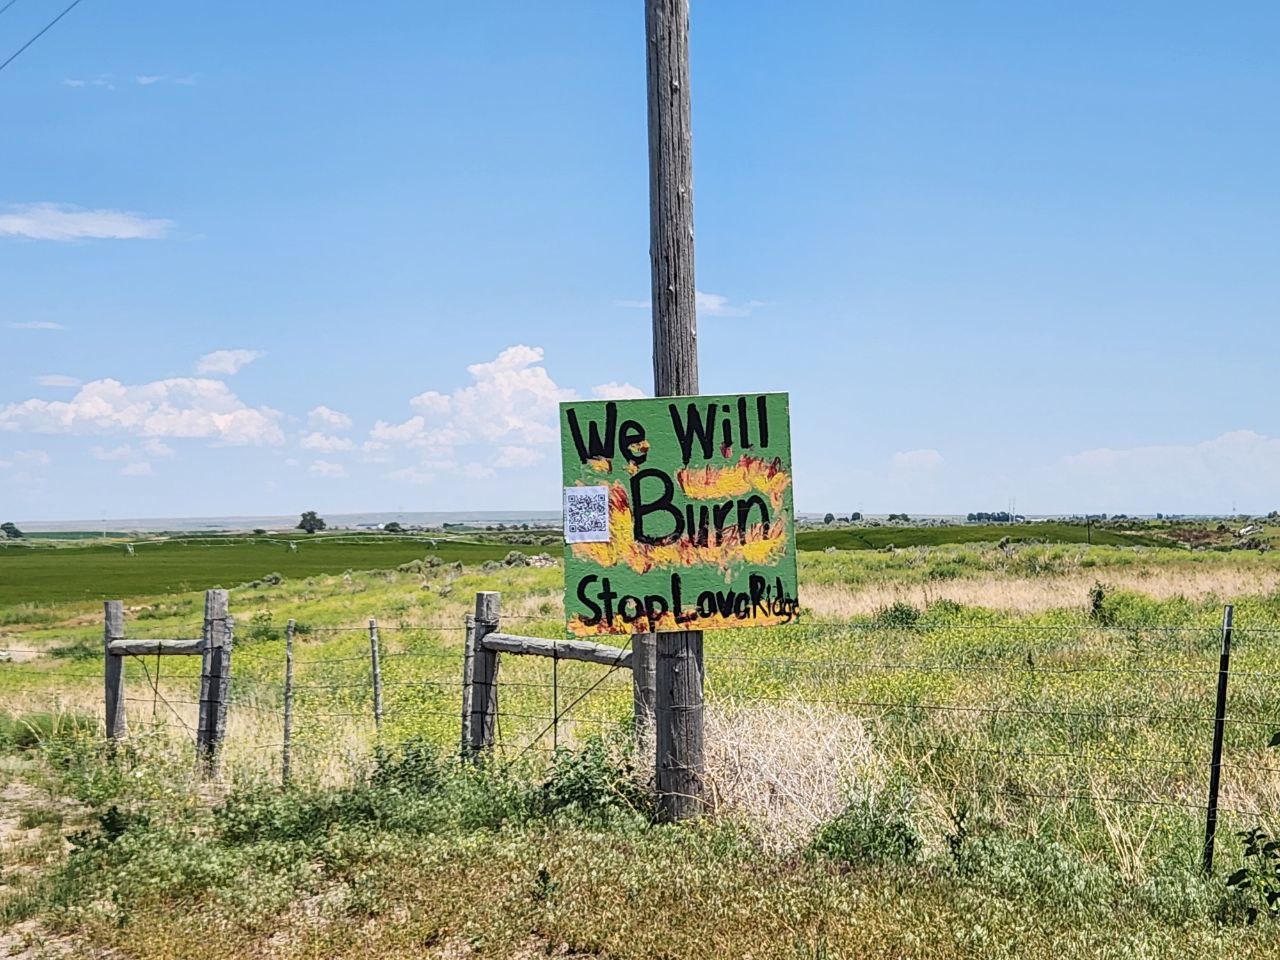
[467,592,501,755]
[461,613,476,754]
[282,618,295,787]
[632,632,657,759]
[369,617,383,736]
[196,589,233,774]
[103,600,126,741]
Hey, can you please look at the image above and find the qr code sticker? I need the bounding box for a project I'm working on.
[564,485,610,543]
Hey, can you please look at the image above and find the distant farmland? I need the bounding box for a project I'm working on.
[0,522,1172,608]
[0,536,514,607]
[795,522,1165,551]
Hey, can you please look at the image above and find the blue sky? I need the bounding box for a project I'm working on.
[2,1,1277,522]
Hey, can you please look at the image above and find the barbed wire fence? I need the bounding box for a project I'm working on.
[2,593,1279,869]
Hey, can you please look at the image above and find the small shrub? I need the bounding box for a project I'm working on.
[536,734,652,823]
[872,601,921,629]
[810,779,922,865]
[1226,827,1280,922]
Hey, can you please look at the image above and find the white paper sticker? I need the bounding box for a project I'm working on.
[563,485,611,543]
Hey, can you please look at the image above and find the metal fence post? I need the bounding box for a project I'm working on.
[1202,604,1233,874]
[196,589,233,774]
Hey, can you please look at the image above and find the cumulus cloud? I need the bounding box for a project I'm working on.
[0,378,284,445]
[92,444,134,461]
[299,432,354,453]
[36,374,80,387]
[309,460,346,478]
[142,438,174,458]
[0,203,171,241]
[10,321,64,331]
[495,445,543,468]
[308,405,352,431]
[13,449,51,466]
[374,345,576,481]
[591,382,646,400]
[121,461,153,477]
[195,349,264,376]
[891,449,944,470]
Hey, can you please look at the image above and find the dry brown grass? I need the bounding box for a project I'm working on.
[805,566,1280,617]
[703,703,883,851]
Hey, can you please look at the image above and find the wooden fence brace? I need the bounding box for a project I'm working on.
[479,634,631,667]
[1202,604,1234,874]
[196,589,233,774]
[460,613,476,754]
[467,592,501,755]
[103,600,126,741]
[369,617,383,735]
[282,618,295,787]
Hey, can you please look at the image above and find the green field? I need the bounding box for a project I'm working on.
[797,522,1165,551]
[0,523,1174,610]
[0,536,514,607]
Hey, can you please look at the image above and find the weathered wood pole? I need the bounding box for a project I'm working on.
[632,633,657,757]
[196,588,233,774]
[466,592,501,754]
[368,617,383,735]
[282,618,295,786]
[103,600,126,741]
[460,612,476,753]
[646,0,705,820]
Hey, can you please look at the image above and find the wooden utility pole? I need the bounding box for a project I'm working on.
[646,0,704,820]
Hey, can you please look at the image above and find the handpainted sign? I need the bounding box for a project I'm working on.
[560,392,799,636]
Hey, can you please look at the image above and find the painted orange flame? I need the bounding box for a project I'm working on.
[677,455,791,511]
[570,481,789,574]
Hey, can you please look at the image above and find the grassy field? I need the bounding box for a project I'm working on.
[2,542,1280,957]
[797,521,1166,550]
[0,535,518,607]
[0,521,1184,610]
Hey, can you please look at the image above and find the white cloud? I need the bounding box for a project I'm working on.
[591,381,646,400]
[308,405,352,431]
[388,466,436,484]
[891,449,944,471]
[371,345,575,475]
[64,76,114,90]
[13,449,50,466]
[10,321,64,331]
[142,438,174,458]
[195,349,264,376]
[360,440,392,463]
[92,444,133,461]
[461,462,496,480]
[120,461,153,477]
[309,459,346,478]
[0,203,171,241]
[135,75,164,85]
[495,445,543,468]
[36,374,80,387]
[299,431,354,453]
[0,378,284,445]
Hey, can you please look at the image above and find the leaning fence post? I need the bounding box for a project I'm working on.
[467,592,501,755]
[196,589,233,774]
[1202,604,1234,874]
[369,617,383,736]
[103,600,126,741]
[282,618,295,787]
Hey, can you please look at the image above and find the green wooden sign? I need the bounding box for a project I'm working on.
[560,392,798,636]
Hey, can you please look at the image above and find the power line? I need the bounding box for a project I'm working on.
[0,1,25,20]
[0,0,88,76]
